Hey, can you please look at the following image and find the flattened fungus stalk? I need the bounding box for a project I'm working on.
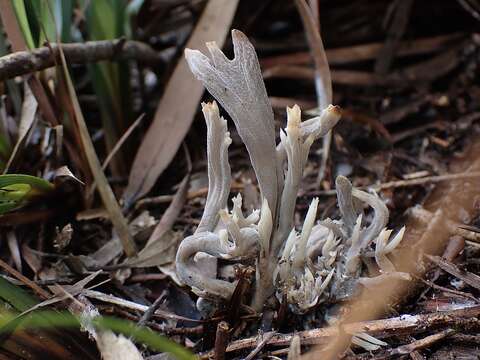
[176,30,410,314]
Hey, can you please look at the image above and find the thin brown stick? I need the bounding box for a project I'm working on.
[416,276,479,303]
[136,293,166,328]
[345,329,454,360]
[426,255,480,291]
[135,183,245,208]
[0,39,164,81]
[259,33,464,68]
[409,351,425,360]
[199,305,480,358]
[311,171,480,196]
[0,258,50,300]
[214,321,230,360]
[391,328,455,356]
[245,332,277,360]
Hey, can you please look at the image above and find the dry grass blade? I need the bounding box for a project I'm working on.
[56,45,137,257]
[123,0,239,207]
[3,84,37,173]
[6,231,21,272]
[0,0,26,53]
[0,0,58,127]
[147,173,190,246]
[294,0,332,108]
[87,114,144,199]
[294,0,333,185]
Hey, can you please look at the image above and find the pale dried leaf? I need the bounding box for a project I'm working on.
[124,231,181,268]
[3,84,37,173]
[54,165,85,185]
[147,174,189,246]
[57,45,136,257]
[294,0,332,109]
[124,0,239,205]
[7,231,22,272]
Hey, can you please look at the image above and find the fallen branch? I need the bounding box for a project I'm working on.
[0,39,164,81]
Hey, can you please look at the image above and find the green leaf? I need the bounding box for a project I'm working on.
[11,0,35,49]
[0,174,54,214]
[86,0,130,175]
[59,0,73,42]
[0,276,38,312]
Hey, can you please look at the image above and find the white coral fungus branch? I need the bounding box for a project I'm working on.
[176,30,408,315]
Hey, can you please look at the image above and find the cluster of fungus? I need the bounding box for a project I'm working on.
[175,30,409,314]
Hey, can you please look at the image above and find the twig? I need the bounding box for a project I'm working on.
[426,255,480,291]
[0,258,50,300]
[0,39,164,81]
[82,289,203,323]
[199,305,480,357]
[263,39,470,88]
[260,33,464,68]
[214,321,229,360]
[411,206,480,243]
[416,276,478,303]
[457,0,480,21]
[135,183,245,209]
[311,171,480,196]
[391,328,455,356]
[244,332,276,360]
[136,293,166,328]
[409,351,425,360]
[451,334,480,344]
[346,329,455,359]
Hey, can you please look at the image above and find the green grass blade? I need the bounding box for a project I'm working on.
[0,174,53,192]
[11,0,35,49]
[0,174,54,214]
[0,311,195,360]
[0,277,38,312]
[59,0,73,42]
[86,0,130,175]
